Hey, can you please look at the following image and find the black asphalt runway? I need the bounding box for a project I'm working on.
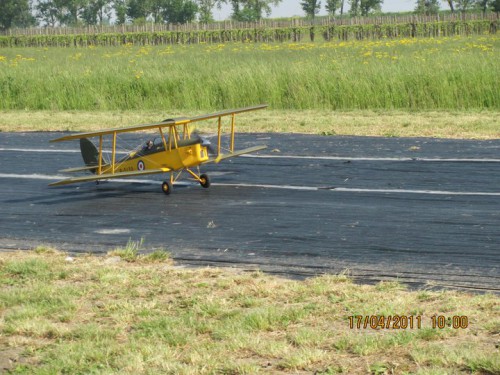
[1,132,499,292]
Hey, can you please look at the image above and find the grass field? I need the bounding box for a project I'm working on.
[0,35,499,112]
[0,248,499,374]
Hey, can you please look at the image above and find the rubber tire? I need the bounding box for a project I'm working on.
[199,174,210,189]
[161,181,172,195]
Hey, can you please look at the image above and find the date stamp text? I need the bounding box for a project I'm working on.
[348,315,469,330]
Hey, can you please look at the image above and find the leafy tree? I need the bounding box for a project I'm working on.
[36,0,60,26]
[0,0,36,30]
[113,0,127,24]
[59,0,88,26]
[301,0,321,18]
[475,0,488,12]
[350,0,382,16]
[446,0,455,12]
[127,0,152,20]
[81,0,113,25]
[232,6,259,21]
[415,0,440,15]
[359,0,382,15]
[492,0,500,12]
[37,0,88,26]
[124,0,167,23]
[151,0,167,22]
[231,0,282,21]
[162,0,198,23]
[349,0,360,15]
[474,0,498,13]
[197,0,224,23]
[455,0,474,12]
[325,0,342,15]
[124,0,197,24]
[228,0,240,19]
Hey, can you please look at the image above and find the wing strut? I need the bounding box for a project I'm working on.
[230,114,235,152]
[111,132,117,174]
[159,127,168,151]
[217,116,222,156]
[98,135,103,175]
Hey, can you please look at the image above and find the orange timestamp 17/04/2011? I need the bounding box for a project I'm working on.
[348,315,469,330]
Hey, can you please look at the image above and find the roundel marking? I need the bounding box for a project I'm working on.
[137,160,145,171]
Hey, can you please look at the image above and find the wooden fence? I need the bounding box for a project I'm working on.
[1,12,498,36]
[0,14,497,47]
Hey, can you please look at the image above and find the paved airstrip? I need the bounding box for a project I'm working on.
[1,132,499,292]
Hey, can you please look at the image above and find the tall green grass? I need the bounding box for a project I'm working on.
[0,35,498,111]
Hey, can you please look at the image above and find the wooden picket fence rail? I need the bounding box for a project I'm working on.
[1,12,498,36]
[0,13,498,47]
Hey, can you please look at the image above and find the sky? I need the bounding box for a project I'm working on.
[212,0,451,21]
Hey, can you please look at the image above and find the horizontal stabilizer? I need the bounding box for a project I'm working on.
[49,168,170,187]
[204,145,267,164]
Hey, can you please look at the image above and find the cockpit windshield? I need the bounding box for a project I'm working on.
[153,137,165,147]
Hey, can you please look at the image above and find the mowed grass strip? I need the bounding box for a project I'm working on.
[1,109,500,139]
[0,35,499,111]
[0,249,498,374]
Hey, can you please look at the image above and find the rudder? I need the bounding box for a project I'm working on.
[80,138,106,173]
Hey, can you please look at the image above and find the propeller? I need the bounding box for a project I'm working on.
[191,131,217,155]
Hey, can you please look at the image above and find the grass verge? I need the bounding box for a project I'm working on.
[1,109,499,139]
[1,36,499,111]
[0,249,498,374]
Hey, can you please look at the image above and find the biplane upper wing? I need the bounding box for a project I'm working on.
[49,168,171,187]
[49,104,268,143]
[49,118,185,143]
[187,104,268,124]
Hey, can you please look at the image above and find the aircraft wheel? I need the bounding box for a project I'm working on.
[199,174,210,189]
[161,181,172,195]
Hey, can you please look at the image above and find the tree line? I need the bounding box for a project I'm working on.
[1,0,499,31]
[302,0,500,19]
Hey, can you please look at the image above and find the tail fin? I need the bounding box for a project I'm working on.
[80,138,107,174]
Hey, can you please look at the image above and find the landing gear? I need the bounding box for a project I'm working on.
[199,174,210,189]
[164,170,210,194]
[161,180,172,195]
[185,169,210,189]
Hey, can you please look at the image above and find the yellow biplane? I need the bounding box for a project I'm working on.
[50,105,267,194]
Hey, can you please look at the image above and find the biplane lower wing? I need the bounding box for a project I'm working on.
[49,168,171,187]
[59,165,111,173]
[204,145,267,164]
